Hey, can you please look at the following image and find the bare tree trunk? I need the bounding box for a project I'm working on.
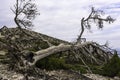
[32,43,71,65]
[77,18,85,43]
[29,42,112,66]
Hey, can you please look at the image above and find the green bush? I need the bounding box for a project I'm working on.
[117,72,120,77]
[61,63,87,73]
[73,64,87,73]
[37,41,49,49]
[35,57,65,70]
[101,53,120,77]
[35,56,87,73]
[89,65,103,74]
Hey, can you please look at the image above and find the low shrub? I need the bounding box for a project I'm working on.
[35,56,87,73]
[35,57,65,70]
[101,53,120,77]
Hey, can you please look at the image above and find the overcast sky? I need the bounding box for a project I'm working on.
[0,0,120,50]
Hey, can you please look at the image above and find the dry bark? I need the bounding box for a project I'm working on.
[28,42,112,66]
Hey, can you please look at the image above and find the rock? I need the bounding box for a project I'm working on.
[84,73,114,80]
[0,33,5,39]
[114,76,120,80]
[0,75,3,80]
[12,74,18,78]
[0,51,6,56]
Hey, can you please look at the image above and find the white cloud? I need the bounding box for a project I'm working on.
[0,0,120,49]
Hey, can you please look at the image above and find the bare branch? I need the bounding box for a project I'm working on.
[12,0,39,29]
[77,7,115,43]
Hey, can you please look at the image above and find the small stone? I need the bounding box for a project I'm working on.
[0,76,3,80]
[114,76,120,80]
[12,75,18,78]
[2,78,8,80]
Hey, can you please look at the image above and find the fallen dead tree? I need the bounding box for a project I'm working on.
[27,41,113,67]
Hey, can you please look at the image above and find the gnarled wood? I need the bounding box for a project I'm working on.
[29,42,112,66]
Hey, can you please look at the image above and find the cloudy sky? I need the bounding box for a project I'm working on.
[0,0,120,50]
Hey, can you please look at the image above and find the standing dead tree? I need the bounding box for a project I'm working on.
[12,0,52,47]
[77,7,115,43]
[9,0,51,79]
[11,0,39,29]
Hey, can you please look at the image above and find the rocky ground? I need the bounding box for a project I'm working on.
[0,63,90,80]
[0,64,24,80]
[84,73,116,80]
[0,27,119,80]
[0,63,119,80]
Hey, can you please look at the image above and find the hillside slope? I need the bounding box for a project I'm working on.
[0,26,114,80]
[0,26,70,51]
